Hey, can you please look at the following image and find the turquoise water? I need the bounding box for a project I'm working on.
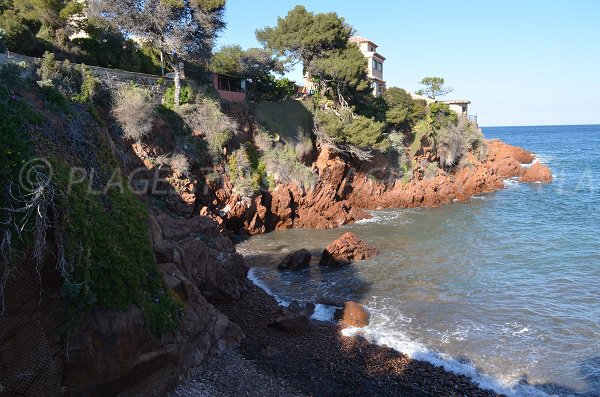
[238,125,600,397]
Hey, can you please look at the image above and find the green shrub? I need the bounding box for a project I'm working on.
[72,65,97,103]
[53,162,182,336]
[155,152,191,177]
[163,84,193,109]
[0,62,28,97]
[37,52,82,98]
[315,108,385,150]
[424,162,439,180]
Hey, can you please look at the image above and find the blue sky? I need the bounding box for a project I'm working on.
[216,1,600,127]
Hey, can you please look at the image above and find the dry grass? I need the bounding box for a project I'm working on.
[113,86,156,141]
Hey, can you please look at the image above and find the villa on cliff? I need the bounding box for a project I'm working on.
[302,36,386,97]
[348,36,386,97]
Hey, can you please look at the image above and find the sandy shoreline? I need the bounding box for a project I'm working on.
[175,283,503,397]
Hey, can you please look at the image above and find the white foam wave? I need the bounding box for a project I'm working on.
[247,268,289,306]
[503,179,520,189]
[247,270,556,397]
[341,319,556,397]
[356,210,401,225]
[310,304,338,322]
[341,324,555,397]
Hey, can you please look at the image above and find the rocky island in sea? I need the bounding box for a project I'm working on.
[4,2,597,397]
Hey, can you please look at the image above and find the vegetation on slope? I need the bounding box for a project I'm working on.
[0,59,180,336]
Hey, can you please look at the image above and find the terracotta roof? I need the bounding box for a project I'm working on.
[442,100,471,105]
[349,36,378,48]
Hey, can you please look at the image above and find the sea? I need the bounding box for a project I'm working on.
[237,125,600,397]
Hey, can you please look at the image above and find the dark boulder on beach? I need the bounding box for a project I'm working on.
[278,249,312,271]
[320,232,378,267]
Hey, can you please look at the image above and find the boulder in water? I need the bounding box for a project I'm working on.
[320,232,378,267]
[520,162,553,183]
[277,249,312,271]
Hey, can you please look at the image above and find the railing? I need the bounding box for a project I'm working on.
[468,114,478,124]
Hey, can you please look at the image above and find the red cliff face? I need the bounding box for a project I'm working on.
[196,140,548,235]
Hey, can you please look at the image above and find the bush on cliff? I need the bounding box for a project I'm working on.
[255,132,315,191]
[113,85,156,141]
[177,98,237,159]
[314,108,386,151]
[382,87,427,132]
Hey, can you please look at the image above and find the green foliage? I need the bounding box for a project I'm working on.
[176,98,237,159]
[0,61,28,94]
[344,114,386,148]
[415,76,453,100]
[1,82,181,337]
[258,138,315,190]
[309,44,371,107]
[52,160,181,336]
[274,78,296,98]
[424,161,439,180]
[315,108,386,150]
[382,87,427,131]
[256,5,353,69]
[257,6,368,107]
[429,102,458,129]
[72,65,97,103]
[0,97,40,211]
[72,27,163,74]
[210,44,245,76]
[38,82,70,111]
[226,146,258,197]
[210,45,289,101]
[163,83,193,109]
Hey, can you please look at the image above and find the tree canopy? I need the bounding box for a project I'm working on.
[382,87,427,131]
[89,0,227,106]
[415,76,453,100]
[257,5,370,108]
[256,5,352,72]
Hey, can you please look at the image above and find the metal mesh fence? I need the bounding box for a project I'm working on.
[0,265,60,397]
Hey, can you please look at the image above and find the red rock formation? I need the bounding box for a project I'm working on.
[320,232,378,267]
[338,301,370,328]
[60,213,249,395]
[520,162,553,183]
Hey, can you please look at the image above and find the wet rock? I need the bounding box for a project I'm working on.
[304,302,316,318]
[338,301,370,328]
[319,232,378,267]
[288,300,303,314]
[520,162,553,183]
[268,314,310,333]
[277,249,312,271]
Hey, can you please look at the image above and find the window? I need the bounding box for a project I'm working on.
[372,60,383,72]
[218,76,244,92]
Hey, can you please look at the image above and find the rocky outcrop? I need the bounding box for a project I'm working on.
[320,233,378,267]
[278,249,312,271]
[335,301,370,328]
[520,162,553,183]
[196,140,548,236]
[60,213,249,396]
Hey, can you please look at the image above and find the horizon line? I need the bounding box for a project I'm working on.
[481,123,600,128]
